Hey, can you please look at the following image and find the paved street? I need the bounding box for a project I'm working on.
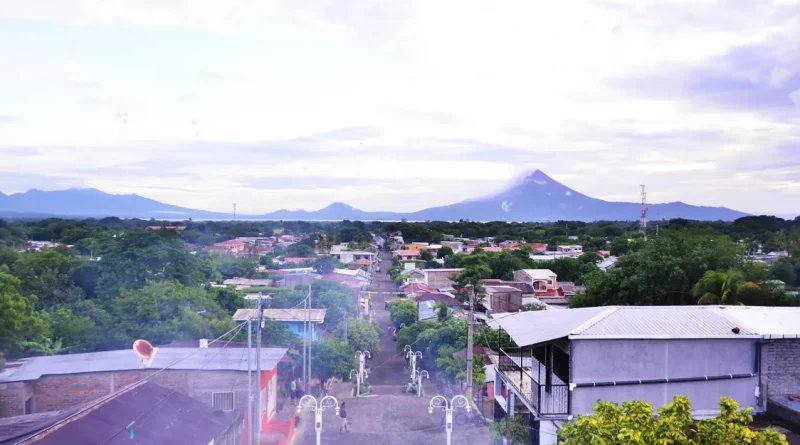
[296,251,492,445]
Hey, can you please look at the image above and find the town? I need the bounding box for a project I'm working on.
[0,216,799,444]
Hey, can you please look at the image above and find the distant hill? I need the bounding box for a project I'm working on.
[0,171,751,221]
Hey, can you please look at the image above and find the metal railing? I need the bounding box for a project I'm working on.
[497,348,569,417]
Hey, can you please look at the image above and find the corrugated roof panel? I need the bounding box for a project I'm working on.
[492,307,609,347]
[0,347,287,383]
[575,306,758,338]
[717,306,800,338]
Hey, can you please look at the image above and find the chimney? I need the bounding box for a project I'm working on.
[199,339,209,348]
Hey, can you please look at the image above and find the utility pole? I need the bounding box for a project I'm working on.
[307,285,312,387]
[640,185,648,240]
[466,284,475,405]
[247,317,253,445]
[302,294,307,386]
[255,293,264,439]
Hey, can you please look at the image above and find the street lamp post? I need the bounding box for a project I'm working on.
[406,350,422,380]
[297,395,340,445]
[429,395,470,445]
[352,351,370,397]
[416,370,429,397]
[350,369,360,397]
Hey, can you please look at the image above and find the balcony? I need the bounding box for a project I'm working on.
[497,347,569,417]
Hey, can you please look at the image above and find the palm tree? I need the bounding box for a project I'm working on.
[692,270,745,305]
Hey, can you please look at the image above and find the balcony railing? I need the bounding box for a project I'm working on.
[497,348,569,417]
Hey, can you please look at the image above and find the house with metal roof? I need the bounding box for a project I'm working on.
[233,309,326,341]
[490,306,800,445]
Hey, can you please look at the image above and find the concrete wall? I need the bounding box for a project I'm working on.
[0,369,266,418]
[761,338,800,400]
[570,338,759,416]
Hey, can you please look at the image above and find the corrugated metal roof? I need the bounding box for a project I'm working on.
[519,269,556,280]
[232,308,326,323]
[492,306,800,346]
[575,307,759,339]
[493,307,609,347]
[716,306,800,339]
[0,347,287,383]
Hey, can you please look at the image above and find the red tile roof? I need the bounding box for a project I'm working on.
[403,283,436,294]
[217,239,244,246]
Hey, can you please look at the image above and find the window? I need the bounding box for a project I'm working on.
[212,392,235,411]
[24,397,33,415]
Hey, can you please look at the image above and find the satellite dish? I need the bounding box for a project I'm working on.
[133,339,154,360]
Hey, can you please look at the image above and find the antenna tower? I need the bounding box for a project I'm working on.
[640,185,648,239]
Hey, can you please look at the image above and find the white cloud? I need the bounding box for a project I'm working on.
[0,0,799,214]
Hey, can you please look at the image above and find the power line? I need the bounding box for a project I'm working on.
[96,322,247,445]
[13,322,246,445]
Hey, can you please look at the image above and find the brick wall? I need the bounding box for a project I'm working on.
[1,369,260,418]
[761,339,800,399]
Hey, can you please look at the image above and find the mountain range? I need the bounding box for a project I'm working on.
[0,170,751,221]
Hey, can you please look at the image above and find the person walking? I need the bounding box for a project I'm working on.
[320,379,328,398]
[290,378,297,405]
[339,402,348,434]
[296,377,304,399]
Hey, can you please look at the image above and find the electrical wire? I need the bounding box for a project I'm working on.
[95,322,247,445]
[12,322,247,445]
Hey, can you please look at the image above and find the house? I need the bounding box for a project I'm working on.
[394,250,421,261]
[282,257,314,265]
[555,245,582,254]
[402,282,437,299]
[482,285,523,312]
[146,225,187,231]
[527,243,548,253]
[597,256,618,271]
[233,309,326,341]
[596,250,611,257]
[222,278,274,289]
[415,292,462,307]
[275,272,320,289]
[0,382,243,445]
[403,243,430,251]
[481,246,504,253]
[207,239,246,255]
[441,241,463,254]
[19,241,63,252]
[491,306,800,445]
[422,268,463,289]
[329,245,377,265]
[513,269,558,291]
[0,347,290,442]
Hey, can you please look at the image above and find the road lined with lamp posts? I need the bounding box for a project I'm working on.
[296,251,492,445]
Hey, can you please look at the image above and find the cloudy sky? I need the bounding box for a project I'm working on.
[1,0,799,216]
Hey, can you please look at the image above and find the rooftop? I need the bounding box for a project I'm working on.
[484,285,523,293]
[492,306,800,347]
[232,308,326,323]
[27,383,238,445]
[395,250,421,257]
[0,347,287,383]
[518,269,556,280]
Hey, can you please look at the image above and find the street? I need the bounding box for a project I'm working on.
[296,251,492,445]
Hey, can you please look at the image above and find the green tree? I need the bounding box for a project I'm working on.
[559,396,788,444]
[112,281,235,346]
[313,256,338,275]
[10,250,84,309]
[285,243,317,258]
[437,246,454,259]
[692,270,745,305]
[213,286,246,313]
[490,414,531,445]
[434,302,451,322]
[0,266,47,356]
[19,336,69,356]
[338,318,382,355]
[40,304,109,352]
[389,299,418,328]
[311,340,355,381]
[420,250,434,262]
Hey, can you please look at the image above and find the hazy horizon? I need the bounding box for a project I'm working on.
[1,1,799,215]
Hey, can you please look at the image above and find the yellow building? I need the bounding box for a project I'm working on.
[402,243,429,251]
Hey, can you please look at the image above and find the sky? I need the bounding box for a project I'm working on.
[0,0,799,216]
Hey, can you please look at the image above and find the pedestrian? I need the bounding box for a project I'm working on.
[320,379,328,398]
[296,377,304,399]
[339,402,348,434]
[290,378,297,404]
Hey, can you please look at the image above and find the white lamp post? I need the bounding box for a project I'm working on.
[416,369,429,397]
[406,350,422,380]
[429,395,470,445]
[297,395,340,445]
[350,369,360,397]
[352,351,370,397]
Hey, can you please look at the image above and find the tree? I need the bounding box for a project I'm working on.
[771,260,797,286]
[311,340,355,381]
[437,246,454,259]
[559,396,788,444]
[420,250,434,262]
[692,270,745,305]
[389,299,418,328]
[309,281,359,330]
[337,318,382,355]
[520,302,546,311]
[10,250,84,310]
[285,243,316,258]
[213,286,246,313]
[19,336,69,356]
[313,256,337,275]
[490,414,531,445]
[0,267,46,356]
[453,264,492,302]
[434,302,451,322]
